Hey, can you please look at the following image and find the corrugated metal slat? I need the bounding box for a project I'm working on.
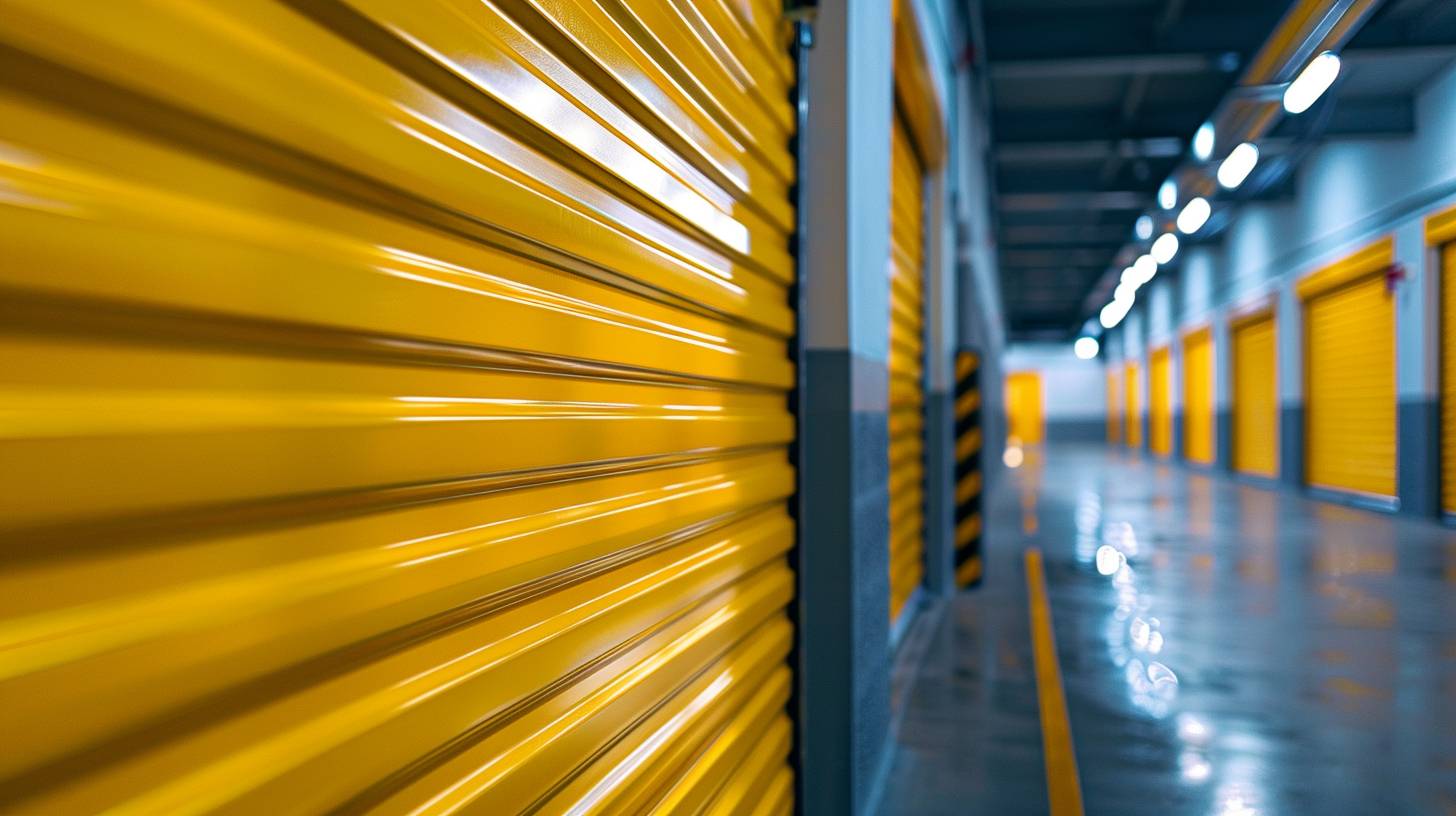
[1444,243,1456,514]
[0,0,797,812]
[1232,313,1278,478]
[1149,347,1172,456]
[888,112,926,623]
[1306,273,1396,498]
[1182,328,1214,465]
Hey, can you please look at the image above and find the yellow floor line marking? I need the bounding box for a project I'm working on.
[1025,547,1085,816]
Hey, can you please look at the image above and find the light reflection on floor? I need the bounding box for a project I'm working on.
[878,443,1456,816]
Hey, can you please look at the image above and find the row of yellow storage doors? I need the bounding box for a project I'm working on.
[1125,323,1275,475]
[0,0,799,812]
[1116,239,1408,505]
[1140,336,1212,462]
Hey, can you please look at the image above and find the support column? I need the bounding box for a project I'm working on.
[1276,284,1304,487]
[924,160,958,597]
[796,1,895,813]
[1213,308,1235,471]
[1396,220,1441,516]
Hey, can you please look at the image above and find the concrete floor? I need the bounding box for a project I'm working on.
[879,444,1456,815]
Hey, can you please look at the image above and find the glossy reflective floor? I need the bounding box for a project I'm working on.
[879,444,1456,815]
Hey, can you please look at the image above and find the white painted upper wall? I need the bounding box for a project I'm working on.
[1004,343,1106,421]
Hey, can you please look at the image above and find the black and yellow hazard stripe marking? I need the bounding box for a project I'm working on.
[954,349,983,587]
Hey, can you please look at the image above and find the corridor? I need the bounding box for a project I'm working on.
[880,445,1456,815]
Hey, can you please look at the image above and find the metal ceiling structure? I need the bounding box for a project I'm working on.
[980,0,1456,342]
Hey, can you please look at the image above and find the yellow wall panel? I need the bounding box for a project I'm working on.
[888,111,926,623]
[1125,362,1142,448]
[1232,313,1279,478]
[1149,347,1172,456]
[1443,243,1456,513]
[1006,371,1046,446]
[1182,328,1214,464]
[1305,269,1397,498]
[0,1,797,811]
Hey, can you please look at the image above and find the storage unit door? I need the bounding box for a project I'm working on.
[1150,347,1173,456]
[1126,362,1143,447]
[1006,371,1045,446]
[1232,314,1280,478]
[1306,276,1397,497]
[1107,368,1122,444]
[1443,243,1456,514]
[0,2,799,813]
[888,111,927,623]
[1183,329,1214,464]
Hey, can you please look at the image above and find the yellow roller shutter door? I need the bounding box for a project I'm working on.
[1182,328,1214,464]
[0,2,798,813]
[1149,347,1172,456]
[1107,367,1122,444]
[1442,242,1456,514]
[889,112,926,623]
[1302,241,1397,499]
[1232,313,1279,478]
[1006,371,1045,445]
[1125,362,1142,448]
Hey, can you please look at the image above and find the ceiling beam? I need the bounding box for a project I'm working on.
[1001,247,1117,267]
[999,191,1150,212]
[982,6,1283,62]
[995,137,1184,163]
[990,52,1223,81]
[999,225,1130,245]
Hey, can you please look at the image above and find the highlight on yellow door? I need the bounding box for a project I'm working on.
[1182,328,1214,464]
[1299,239,1398,498]
[1432,205,1456,515]
[1443,240,1456,514]
[888,109,927,624]
[1107,367,1122,444]
[1006,371,1046,446]
[1125,361,1143,448]
[1149,346,1173,456]
[0,2,800,812]
[1231,311,1279,478]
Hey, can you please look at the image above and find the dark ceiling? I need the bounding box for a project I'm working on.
[981,0,1456,341]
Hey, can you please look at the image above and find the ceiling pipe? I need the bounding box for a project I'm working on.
[1080,0,1386,322]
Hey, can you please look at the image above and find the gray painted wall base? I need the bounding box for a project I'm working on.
[799,349,891,816]
[1279,405,1304,488]
[1398,398,1440,518]
[1045,419,1106,443]
[924,388,955,597]
[1216,409,1234,472]
[1170,413,1184,464]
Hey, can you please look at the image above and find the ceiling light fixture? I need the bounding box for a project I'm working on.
[1177,197,1211,234]
[1135,215,1154,240]
[1100,298,1131,329]
[1134,254,1157,283]
[1192,122,1216,161]
[1284,52,1341,115]
[1158,179,1178,210]
[1217,142,1259,189]
[1151,232,1179,264]
[1074,336,1100,359]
